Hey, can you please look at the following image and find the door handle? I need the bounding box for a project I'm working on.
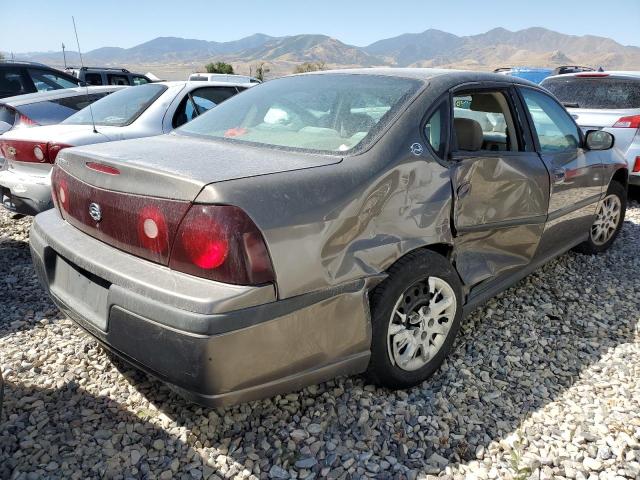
[553,168,566,183]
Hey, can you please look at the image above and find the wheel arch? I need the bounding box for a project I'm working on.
[377,242,465,290]
[610,167,629,191]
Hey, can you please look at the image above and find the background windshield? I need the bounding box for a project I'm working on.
[63,84,167,126]
[178,74,422,152]
[543,77,640,109]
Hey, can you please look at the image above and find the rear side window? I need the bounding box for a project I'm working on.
[520,88,581,153]
[0,105,16,126]
[18,92,112,125]
[424,102,447,158]
[0,68,30,96]
[543,77,640,109]
[172,87,239,128]
[84,73,103,85]
[107,74,130,86]
[27,69,78,92]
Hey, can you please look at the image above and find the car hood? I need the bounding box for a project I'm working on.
[57,133,343,201]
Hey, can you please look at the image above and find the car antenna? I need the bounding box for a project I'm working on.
[72,16,98,134]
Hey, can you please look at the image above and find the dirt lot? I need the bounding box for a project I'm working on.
[1,199,639,480]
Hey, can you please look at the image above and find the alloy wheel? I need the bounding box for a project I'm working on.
[386,276,457,372]
[591,194,622,246]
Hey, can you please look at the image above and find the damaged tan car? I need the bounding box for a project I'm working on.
[30,69,628,406]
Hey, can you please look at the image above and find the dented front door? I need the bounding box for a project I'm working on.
[450,152,550,287]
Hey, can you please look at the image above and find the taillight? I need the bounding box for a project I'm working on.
[613,115,640,129]
[16,113,37,128]
[54,177,69,212]
[137,206,169,255]
[47,143,70,162]
[0,140,71,163]
[86,162,120,175]
[633,156,640,173]
[169,205,275,286]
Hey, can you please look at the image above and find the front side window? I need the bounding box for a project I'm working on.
[520,88,580,153]
[132,76,149,86]
[178,74,422,153]
[28,69,78,92]
[63,83,167,127]
[452,91,520,152]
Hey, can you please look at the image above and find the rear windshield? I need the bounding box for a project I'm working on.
[63,84,167,127]
[18,92,112,125]
[543,77,640,109]
[178,74,422,153]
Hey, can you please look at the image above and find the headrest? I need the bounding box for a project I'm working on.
[470,93,503,113]
[454,118,483,151]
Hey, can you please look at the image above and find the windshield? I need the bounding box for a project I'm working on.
[178,74,422,153]
[63,84,167,126]
[543,77,640,109]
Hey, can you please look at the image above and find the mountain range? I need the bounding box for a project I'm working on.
[6,27,640,79]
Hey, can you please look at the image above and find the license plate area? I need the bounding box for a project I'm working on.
[50,254,111,331]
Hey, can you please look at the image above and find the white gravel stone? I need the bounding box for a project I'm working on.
[1,199,639,479]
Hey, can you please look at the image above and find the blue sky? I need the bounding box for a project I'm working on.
[2,0,639,53]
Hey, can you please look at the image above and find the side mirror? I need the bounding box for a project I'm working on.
[585,129,614,151]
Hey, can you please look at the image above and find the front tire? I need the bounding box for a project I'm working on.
[365,250,463,389]
[574,181,626,255]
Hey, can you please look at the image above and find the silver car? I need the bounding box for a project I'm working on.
[0,81,253,215]
[542,71,640,187]
[30,69,627,407]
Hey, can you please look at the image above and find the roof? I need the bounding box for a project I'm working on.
[305,67,539,86]
[543,71,640,81]
[0,86,125,106]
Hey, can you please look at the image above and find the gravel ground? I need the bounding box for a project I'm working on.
[0,198,639,480]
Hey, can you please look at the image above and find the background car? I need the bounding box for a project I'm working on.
[0,86,124,135]
[65,66,152,86]
[0,80,253,215]
[494,65,595,84]
[0,61,82,99]
[29,69,628,407]
[541,71,640,187]
[188,73,261,83]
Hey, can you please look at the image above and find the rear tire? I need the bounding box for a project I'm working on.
[365,250,463,389]
[574,181,626,255]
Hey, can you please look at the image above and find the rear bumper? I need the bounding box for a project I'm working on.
[0,166,52,215]
[629,173,640,186]
[30,210,371,406]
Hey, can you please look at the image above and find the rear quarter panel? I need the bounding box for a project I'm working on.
[196,89,454,299]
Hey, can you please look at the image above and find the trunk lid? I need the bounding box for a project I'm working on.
[568,107,640,154]
[53,133,342,266]
[57,133,343,201]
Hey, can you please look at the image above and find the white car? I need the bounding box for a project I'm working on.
[0,80,253,215]
[189,73,261,84]
[541,71,640,188]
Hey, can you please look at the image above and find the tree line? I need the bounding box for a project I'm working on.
[201,60,327,81]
